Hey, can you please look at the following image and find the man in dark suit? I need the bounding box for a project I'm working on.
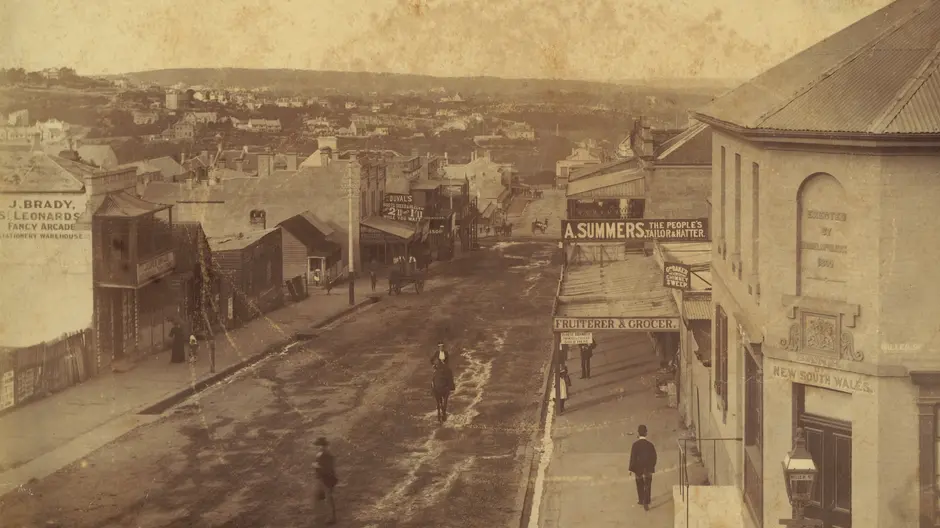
[579,339,596,378]
[314,437,338,525]
[629,424,657,511]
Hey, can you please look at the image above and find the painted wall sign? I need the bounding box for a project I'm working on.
[0,195,89,241]
[771,364,874,394]
[560,332,594,345]
[382,193,424,223]
[554,317,681,331]
[137,251,176,284]
[798,174,849,299]
[561,219,708,242]
[663,262,691,290]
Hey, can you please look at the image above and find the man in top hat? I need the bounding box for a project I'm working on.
[430,341,450,366]
[313,437,338,525]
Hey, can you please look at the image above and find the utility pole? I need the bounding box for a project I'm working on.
[345,163,356,306]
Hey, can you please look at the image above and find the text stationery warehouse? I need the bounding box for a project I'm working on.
[560,219,709,242]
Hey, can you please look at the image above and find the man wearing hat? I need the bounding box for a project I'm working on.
[313,437,338,525]
[430,341,450,366]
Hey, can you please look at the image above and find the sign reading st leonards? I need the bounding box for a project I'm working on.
[561,219,709,242]
[554,317,680,331]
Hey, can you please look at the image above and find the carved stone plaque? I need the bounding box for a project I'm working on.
[802,313,837,352]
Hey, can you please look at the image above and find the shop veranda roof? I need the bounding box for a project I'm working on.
[555,254,680,327]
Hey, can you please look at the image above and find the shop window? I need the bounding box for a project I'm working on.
[628,199,645,219]
[714,305,729,421]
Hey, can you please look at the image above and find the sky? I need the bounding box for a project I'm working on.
[0,0,893,82]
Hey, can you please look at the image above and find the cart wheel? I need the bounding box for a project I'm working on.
[415,280,424,294]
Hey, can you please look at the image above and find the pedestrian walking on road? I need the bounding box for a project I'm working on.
[579,339,596,379]
[629,424,657,511]
[169,320,187,364]
[313,437,338,526]
[370,270,377,292]
[431,341,450,366]
[188,333,199,362]
[557,363,572,414]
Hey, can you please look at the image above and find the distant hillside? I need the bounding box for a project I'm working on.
[114,68,732,100]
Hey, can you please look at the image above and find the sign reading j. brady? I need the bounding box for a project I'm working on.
[0,196,88,240]
[382,193,424,223]
[561,219,708,242]
[663,262,691,290]
[554,317,680,331]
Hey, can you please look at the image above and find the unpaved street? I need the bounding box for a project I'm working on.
[0,242,558,528]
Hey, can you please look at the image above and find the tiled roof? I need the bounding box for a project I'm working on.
[0,146,90,192]
[360,216,416,240]
[208,228,278,252]
[695,0,940,134]
[556,256,680,319]
[655,122,712,165]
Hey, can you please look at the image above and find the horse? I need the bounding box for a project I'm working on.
[531,220,547,235]
[431,362,455,424]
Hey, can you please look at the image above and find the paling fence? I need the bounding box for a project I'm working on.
[0,328,97,413]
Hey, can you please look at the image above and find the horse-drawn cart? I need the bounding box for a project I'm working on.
[388,257,426,295]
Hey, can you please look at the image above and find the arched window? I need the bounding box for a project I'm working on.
[796,173,849,301]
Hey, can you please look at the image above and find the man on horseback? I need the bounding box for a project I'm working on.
[432,359,456,423]
[430,341,450,366]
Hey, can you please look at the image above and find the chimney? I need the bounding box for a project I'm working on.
[258,154,273,178]
[640,119,654,159]
[320,148,331,166]
[181,152,187,166]
[30,132,41,152]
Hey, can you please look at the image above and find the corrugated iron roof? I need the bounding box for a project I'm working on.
[660,242,712,268]
[655,122,712,165]
[209,228,278,252]
[95,191,169,218]
[683,297,712,321]
[569,158,636,182]
[360,216,416,240]
[695,0,940,135]
[566,166,644,197]
[556,256,679,319]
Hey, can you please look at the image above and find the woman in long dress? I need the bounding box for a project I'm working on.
[558,363,572,414]
[169,321,187,363]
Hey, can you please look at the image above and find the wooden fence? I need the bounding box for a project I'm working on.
[0,329,97,412]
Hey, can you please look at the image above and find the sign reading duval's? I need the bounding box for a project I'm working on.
[382,193,424,223]
[554,317,680,331]
[561,219,708,242]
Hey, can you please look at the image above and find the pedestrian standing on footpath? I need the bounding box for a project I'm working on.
[557,363,572,414]
[313,437,338,526]
[430,341,450,366]
[629,424,657,511]
[579,339,596,379]
[169,320,187,364]
[370,270,377,292]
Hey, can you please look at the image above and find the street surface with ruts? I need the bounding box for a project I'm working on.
[0,241,558,528]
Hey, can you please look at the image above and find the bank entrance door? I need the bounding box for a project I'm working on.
[797,386,852,528]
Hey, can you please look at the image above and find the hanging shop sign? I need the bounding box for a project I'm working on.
[382,193,424,223]
[560,219,709,242]
[553,317,680,332]
[137,251,176,284]
[561,332,594,345]
[426,216,449,235]
[663,262,691,290]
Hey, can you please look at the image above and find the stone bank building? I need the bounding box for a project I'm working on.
[684,0,940,526]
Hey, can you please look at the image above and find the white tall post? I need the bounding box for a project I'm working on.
[346,164,355,305]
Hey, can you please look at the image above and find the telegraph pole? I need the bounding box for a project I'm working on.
[345,163,356,306]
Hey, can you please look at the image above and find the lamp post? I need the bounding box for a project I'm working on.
[780,428,823,527]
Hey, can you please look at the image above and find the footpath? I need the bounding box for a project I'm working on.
[534,332,706,528]
[0,276,377,498]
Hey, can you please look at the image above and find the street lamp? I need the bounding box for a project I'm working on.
[780,428,823,527]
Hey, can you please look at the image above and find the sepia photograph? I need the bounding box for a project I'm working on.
[0,0,936,526]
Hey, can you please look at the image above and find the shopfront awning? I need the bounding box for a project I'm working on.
[360,216,416,241]
[554,254,681,332]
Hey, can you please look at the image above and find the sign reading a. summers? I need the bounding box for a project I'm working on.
[663,262,691,290]
[561,219,709,242]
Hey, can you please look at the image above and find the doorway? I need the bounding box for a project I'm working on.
[796,385,852,528]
